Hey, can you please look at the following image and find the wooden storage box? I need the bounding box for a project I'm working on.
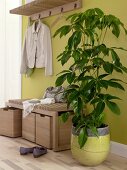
[22,113,36,142]
[36,114,53,149]
[35,111,72,151]
[58,114,72,149]
[22,111,72,151]
[0,107,22,137]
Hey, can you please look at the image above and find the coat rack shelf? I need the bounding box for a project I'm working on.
[10,0,82,19]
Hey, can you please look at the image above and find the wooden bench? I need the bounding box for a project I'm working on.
[6,99,73,151]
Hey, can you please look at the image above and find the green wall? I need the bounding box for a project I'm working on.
[22,0,127,144]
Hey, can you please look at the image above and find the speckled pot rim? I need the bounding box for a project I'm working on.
[72,125,109,137]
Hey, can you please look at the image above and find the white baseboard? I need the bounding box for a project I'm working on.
[110,141,127,158]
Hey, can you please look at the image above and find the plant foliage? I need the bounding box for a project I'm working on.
[54,8,127,148]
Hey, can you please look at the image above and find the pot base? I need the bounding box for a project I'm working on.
[71,134,110,166]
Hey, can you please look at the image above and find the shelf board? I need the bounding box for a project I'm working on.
[10,0,78,16]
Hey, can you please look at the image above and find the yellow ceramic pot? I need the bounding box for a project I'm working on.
[71,126,110,166]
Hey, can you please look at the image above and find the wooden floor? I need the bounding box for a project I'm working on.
[0,136,127,170]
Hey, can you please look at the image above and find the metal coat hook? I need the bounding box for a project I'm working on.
[49,11,52,16]
[74,3,77,9]
[61,7,64,13]
[38,13,41,19]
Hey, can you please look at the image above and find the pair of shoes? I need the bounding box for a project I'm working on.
[20,146,47,158]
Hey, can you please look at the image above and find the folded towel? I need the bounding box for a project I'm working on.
[22,99,40,118]
[40,98,55,104]
[22,98,55,118]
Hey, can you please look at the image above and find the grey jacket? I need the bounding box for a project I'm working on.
[20,20,53,76]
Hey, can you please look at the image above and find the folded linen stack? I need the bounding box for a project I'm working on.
[22,98,55,118]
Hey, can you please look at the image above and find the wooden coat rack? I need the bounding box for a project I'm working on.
[10,0,82,19]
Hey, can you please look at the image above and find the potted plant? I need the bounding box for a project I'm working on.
[54,8,127,166]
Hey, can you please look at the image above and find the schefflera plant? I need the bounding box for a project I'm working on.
[54,8,127,148]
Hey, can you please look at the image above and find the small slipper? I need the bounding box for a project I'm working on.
[33,146,47,158]
[20,147,35,155]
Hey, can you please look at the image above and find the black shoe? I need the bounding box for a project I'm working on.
[33,146,47,158]
[20,147,35,155]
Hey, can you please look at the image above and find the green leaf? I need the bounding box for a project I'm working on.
[111,49,120,67]
[123,27,127,35]
[90,126,98,137]
[75,97,83,114]
[75,71,85,82]
[111,23,120,38]
[57,52,63,59]
[77,75,94,82]
[111,47,127,51]
[67,84,79,89]
[55,74,67,86]
[60,51,71,66]
[103,62,113,74]
[93,58,104,67]
[95,112,105,127]
[113,65,123,73]
[57,70,71,75]
[105,94,121,100]
[84,80,95,91]
[61,112,70,123]
[99,44,109,56]
[53,27,62,38]
[84,29,95,45]
[95,102,105,115]
[68,31,82,49]
[99,80,108,89]
[72,115,80,126]
[91,98,101,104]
[72,50,81,62]
[86,92,95,103]
[109,78,127,84]
[120,65,127,73]
[67,13,79,22]
[67,72,76,84]
[108,81,125,91]
[53,25,71,38]
[74,32,82,48]
[78,127,88,148]
[68,90,79,103]
[72,98,82,115]
[94,8,104,17]
[106,101,120,115]
[98,74,109,79]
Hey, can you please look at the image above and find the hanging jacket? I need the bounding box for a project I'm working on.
[20,20,53,76]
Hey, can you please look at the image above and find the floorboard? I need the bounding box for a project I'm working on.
[0,136,127,170]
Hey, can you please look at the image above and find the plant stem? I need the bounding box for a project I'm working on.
[82,34,86,50]
[102,27,108,44]
[81,108,84,120]
[98,30,103,45]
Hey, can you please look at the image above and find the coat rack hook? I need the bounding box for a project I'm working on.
[49,11,52,16]
[74,3,77,9]
[38,14,41,19]
[61,7,64,13]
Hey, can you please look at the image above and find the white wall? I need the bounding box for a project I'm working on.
[0,0,22,107]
